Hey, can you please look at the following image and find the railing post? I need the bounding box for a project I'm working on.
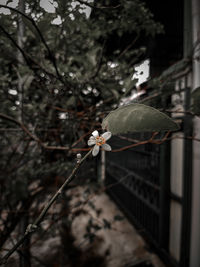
[180,91,193,266]
[159,140,170,250]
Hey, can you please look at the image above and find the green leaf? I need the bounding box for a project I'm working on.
[102,103,179,134]
[22,75,34,90]
[22,17,41,41]
[110,88,120,100]
[66,95,76,108]
[123,76,138,97]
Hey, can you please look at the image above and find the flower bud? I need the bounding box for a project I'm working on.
[77,153,81,159]
[76,153,82,163]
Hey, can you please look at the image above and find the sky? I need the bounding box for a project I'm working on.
[133,59,150,87]
[0,0,19,14]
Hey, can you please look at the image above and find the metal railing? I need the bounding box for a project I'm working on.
[105,59,193,267]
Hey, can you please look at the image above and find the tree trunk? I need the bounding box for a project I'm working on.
[17,1,31,266]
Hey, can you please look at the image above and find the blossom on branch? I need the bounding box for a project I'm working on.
[88,130,112,156]
[76,153,82,163]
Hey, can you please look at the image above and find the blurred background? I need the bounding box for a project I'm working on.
[0,0,200,266]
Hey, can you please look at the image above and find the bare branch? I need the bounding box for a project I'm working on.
[0,149,92,265]
[76,0,121,10]
[0,112,70,151]
[0,25,31,67]
[0,4,65,85]
[0,25,60,82]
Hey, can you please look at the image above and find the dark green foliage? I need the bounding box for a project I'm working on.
[0,0,163,261]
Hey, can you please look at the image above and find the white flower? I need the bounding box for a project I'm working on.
[76,153,82,159]
[76,153,82,163]
[88,130,112,157]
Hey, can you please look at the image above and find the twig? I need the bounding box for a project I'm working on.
[76,0,121,10]
[118,35,139,59]
[0,4,64,84]
[0,25,31,68]
[71,131,92,147]
[0,149,92,265]
[112,132,158,152]
[153,131,170,144]
[0,112,70,151]
[89,40,106,80]
[0,112,100,152]
[0,25,58,82]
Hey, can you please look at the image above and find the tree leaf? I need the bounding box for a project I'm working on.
[123,76,138,97]
[22,75,34,90]
[22,17,41,41]
[66,95,76,108]
[102,103,179,134]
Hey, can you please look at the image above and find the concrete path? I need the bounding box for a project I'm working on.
[70,186,166,267]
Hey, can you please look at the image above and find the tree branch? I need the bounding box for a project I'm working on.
[0,25,31,68]
[0,149,92,265]
[0,25,60,82]
[0,4,65,85]
[76,0,121,10]
[0,112,70,151]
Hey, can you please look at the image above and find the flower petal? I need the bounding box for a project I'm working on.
[102,143,112,151]
[89,136,95,141]
[92,145,99,156]
[92,130,99,138]
[88,139,96,146]
[76,153,81,159]
[101,131,112,141]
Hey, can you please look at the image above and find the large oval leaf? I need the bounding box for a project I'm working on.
[102,103,179,134]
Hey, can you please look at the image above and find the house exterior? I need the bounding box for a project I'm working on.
[104,0,200,266]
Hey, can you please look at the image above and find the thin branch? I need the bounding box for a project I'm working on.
[71,130,92,147]
[0,112,41,143]
[118,35,139,59]
[0,25,58,81]
[0,149,92,265]
[139,92,161,104]
[159,108,195,116]
[0,25,31,67]
[0,112,70,151]
[113,131,200,153]
[112,131,167,152]
[0,188,43,249]
[89,40,106,80]
[0,4,64,84]
[76,0,121,10]
[0,112,101,152]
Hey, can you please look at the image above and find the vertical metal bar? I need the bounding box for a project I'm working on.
[184,0,192,57]
[180,83,193,266]
[159,140,170,249]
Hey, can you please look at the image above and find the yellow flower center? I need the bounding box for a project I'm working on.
[96,136,106,146]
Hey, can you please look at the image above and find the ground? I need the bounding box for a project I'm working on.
[69,186,166,267]
[4,185,166,267]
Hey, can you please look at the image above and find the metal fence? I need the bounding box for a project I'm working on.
[105,60,193,267]
[105,134,170,259]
